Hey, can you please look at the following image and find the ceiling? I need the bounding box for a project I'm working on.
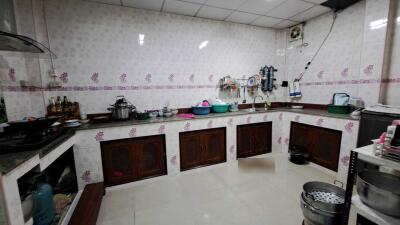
[86,0,332,29]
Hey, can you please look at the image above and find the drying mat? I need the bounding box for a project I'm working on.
[238,158,275,173]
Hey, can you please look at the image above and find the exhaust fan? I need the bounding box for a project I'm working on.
[289,24,303,42]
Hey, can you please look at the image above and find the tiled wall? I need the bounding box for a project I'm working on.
[40,0,283,114]
[0,0,46,121]
[284,0,398,106]
[1,0,399,121]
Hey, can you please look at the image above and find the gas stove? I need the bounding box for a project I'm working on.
[0,127,67,154]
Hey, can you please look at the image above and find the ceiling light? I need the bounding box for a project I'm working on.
[138,34,145,46]
[198,41,209,50]
[369,18,387,30]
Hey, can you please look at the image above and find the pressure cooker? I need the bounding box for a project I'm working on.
[108,96,136,120]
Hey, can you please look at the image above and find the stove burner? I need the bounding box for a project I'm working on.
[0,127,67,154]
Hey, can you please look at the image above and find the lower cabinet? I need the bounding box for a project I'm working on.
[180,128,226,171]
[290,122,342,171]
[237,122,272,158]
[101,135,167,187]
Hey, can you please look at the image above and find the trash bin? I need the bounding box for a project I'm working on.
[289,145,310,165]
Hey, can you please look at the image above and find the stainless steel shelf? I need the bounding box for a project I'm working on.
[352,195,400,225]
[353,145,400,171]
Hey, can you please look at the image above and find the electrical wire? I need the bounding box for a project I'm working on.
[296,11,338,81]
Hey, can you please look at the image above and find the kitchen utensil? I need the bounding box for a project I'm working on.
[148,111,158,118]
[327,105,351,114]
[332,93,350,106]
[192,106,211,115]
[64,119,81,127]
[301,181,345,225]
[212,104,229,113]
[302,181,345,213]
[229,102,239,112]
[64,119,79,123]
[171,109,179,115]
[91,115,110,123]
[300,193,344,225]
[33,184,56,225]
[64,123,81,128]
[108,95,136,120]
[21,194,34,222]
[357,171,400,217]
[292,105,304,109]
[136,112,149,120]
[177,114,195,119]
[391,125,400,147]
[164,112,173,117]
[7,116,60,134]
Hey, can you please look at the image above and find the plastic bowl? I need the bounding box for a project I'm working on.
[192,106,211,115]
[212,104,229,113]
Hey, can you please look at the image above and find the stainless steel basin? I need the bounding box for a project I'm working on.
[357,171,400,218]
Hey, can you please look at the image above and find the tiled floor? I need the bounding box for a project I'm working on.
[97,153,353,225]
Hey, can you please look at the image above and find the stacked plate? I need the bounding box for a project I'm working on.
[64,119,81,127]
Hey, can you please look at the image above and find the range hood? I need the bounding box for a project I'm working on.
[0,0,46,53]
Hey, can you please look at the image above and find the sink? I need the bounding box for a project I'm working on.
[243,108,273,113]
[244,108,256,113]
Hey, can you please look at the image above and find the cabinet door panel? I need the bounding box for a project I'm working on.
[310,129,341,171]
[237,122,272,158]
[203,129,226,165]
[252,122,272,155]
[180,133,203,171]
[101,141,136,187]
[101,135,167,187]
[237,125,253,158]
[290,123,314,155]
[137,136,167,178]
[290,122,342,172]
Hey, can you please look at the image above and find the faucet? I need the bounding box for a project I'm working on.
[252,95,264,110]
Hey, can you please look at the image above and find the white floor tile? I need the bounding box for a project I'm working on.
[96,153,355,225]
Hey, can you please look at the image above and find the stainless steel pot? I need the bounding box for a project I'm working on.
[300,193,344,225]
[302,181,345,213]
[108,96,135,120]
[357,171,400,218]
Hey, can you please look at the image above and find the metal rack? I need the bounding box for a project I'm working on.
[343,145,400,225]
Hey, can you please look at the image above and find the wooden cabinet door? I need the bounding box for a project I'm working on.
[290,122,314,155]
[290,122,342,172]
[252,122,272,155]
[310,128,341,171]
[180,132,204,171]
[237,122,272,158]
[136,136,167,179]
[203,128,226,165]
[101,140,137,187]
[237,125,253,158]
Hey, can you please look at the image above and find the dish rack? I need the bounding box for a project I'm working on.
[381,144,400,161]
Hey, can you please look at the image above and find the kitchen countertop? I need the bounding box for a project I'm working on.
[77,107,359,130]
[0,130,75,174]
[0,108,358,175]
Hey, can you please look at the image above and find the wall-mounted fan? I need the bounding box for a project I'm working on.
[289,24,303,42]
